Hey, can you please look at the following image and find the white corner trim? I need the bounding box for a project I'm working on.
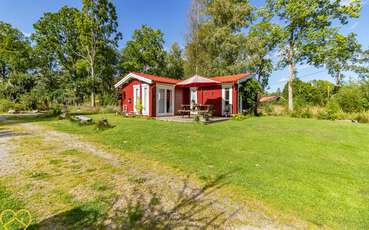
[114,73,152,88]
[221,84,233,116]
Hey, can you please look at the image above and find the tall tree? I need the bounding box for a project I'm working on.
[351,48,369,79]
[77,0,121,107]
[265,0,362,111]
[245,21,281,115]
[0,21,32,81]
[32,7,83,106]
[317,33,361,87]
[164,43,184,79]
[120,25,167,76]
[184,0,254,77]
[0,21,33,101]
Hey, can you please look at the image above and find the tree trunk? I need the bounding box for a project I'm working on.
[254,92,259,116]
[90,59,96,107]
[287,48,296,112]
[336,72,342,87]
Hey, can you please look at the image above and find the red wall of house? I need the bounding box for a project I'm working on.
[120,81,239,117]
[233,84,238,114]
[121,80,155,115]
[175,88,184,115]
[197,86,222,116]
[196,84,238,116]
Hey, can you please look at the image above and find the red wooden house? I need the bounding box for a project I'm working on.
[114,72,252,117]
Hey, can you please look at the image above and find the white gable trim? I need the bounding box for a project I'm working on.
[114,73,152,88]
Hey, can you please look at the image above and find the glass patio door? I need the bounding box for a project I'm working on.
[156,85,174,116]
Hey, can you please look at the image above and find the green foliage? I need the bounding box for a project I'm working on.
[318,99,340,120]
[0,99,15,112]
[283,79,335,107]
[335,82,369,113]
[135,97,143,114]
[0,21,32,81]
[120,25,167,76]
[164,42,184,79]
[19,93,39,110]
[290,107,313,119]
[246,21,281,90]
[322,33,362,86]
[239,78,261,114]
[77,0,121,107]
[353,112,369,123]
[184,0,253,77]
[265,0,362,110]
[232,113,250,121]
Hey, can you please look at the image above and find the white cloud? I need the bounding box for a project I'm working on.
[22,31,31,37]
[279,77,288,83]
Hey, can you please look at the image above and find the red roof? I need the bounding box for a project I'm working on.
[132,72,180,84]
[210,73,252,83]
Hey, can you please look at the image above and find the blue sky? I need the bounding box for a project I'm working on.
[0,0,368,91]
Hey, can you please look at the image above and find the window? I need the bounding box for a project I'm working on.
[222,85,232,116]
[225,88,230,105]
[158,89,165,114]
[156,85,174,116]
[166,89,172,113]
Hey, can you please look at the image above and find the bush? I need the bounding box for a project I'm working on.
[290,107,313,119]
[0,99,15,112]
[19,93,38,110]
[335,84,367,113]
[317,99,340,120]
[354,113,369,123]
[13,103,25,111]
[100,106,119,114]
[232,113,250,121]
[51,104,62,115]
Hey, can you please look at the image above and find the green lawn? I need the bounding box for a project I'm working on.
[46,115,369,229]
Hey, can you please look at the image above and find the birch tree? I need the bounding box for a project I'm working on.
[77,0,121,107]
[265,0,362,111]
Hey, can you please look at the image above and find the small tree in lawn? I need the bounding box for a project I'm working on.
[264,0,362,111]
[135,97,143,115]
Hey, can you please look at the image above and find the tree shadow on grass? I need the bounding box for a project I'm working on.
[29,173,239,229]
[28,204,102,230]
[108,173,239,230]
[0,129,29,138]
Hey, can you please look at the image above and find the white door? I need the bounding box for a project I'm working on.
[141,84,149,115]
[156,85,175,116]
[222,85,232,116]
[190,87,197,105]
[133,85,140,114]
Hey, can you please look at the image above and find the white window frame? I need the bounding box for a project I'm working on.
[222,84,233,116]
[190,87,198,105]
[141,84,149,115]
[156,84,175,117]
